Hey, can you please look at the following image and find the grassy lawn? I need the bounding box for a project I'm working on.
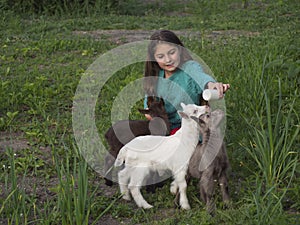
[0,0,299,224]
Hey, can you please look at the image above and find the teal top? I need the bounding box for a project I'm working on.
[144,60,216,130]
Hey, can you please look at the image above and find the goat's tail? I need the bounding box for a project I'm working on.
[114,147,127,167]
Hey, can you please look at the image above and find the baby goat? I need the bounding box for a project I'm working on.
[188,109,230,213]
[115,103,209,209]
[104,97,170,186]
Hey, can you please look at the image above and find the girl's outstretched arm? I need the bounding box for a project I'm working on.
[206,82,230,98]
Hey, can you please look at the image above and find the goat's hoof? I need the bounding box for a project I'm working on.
[122,195,131,201]
[170,184,178,195]
[142,203,153,209]
[181,203,191,210]
[222,200,232,209]
[206,202,216,216]
[104,179,113,186]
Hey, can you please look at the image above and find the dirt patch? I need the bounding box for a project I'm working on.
[0,131,29,152]
[73,29,260,44]
[0,131,56,204]
[95,215,124,225]
[0,138,29,152]
[0,131,53,164]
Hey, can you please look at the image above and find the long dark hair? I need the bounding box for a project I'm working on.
[144,30,193,95]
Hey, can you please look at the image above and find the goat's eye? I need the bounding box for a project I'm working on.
[193,110,198,114]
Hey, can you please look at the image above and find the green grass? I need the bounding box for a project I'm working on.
[0,0,299,224]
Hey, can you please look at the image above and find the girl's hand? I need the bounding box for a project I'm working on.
[145,114,152,120]
[144,109,152,120]
[206,82,230,98]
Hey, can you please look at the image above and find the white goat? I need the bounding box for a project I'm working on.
[114,103,208,209]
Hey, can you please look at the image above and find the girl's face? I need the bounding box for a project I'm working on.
[154,43,181,77]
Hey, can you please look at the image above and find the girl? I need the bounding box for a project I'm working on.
[144,30,230,134]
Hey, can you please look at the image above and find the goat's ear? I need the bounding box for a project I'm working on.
[191,116,206,127]
[159,97,165,106]
[190,116,199,123]
[198,118,206,127]
[180,102,186,109]
[178,111,188,119]
[147,96,155,108]
[138,108,150,115]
